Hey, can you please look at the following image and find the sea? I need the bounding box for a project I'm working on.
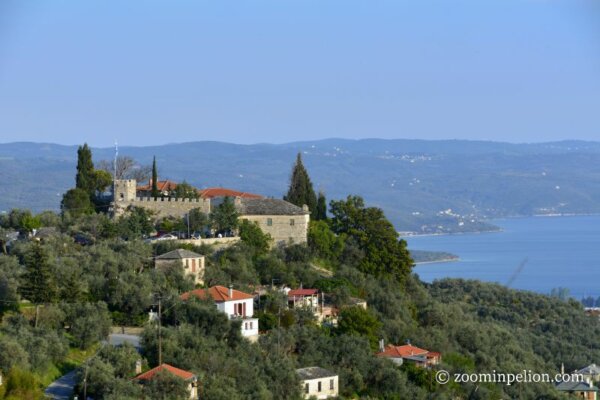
[408,215,600,299]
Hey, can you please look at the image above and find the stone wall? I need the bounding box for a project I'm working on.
[115,197,211,218]
[241,214,309,246]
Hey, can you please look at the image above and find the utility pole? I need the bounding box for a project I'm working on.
[34,304,39,328]
[83,362,88,400]
[158,295,163,366]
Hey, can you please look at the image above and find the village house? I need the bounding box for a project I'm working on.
[575,364,600,383]
[133,363,199,399]
[198,187,263,200]
[556,380,598,400]
[233,197,310,245]
[376,341,442,368]
[136,179,179,197]
[155,249,205,285]
[284,287,369,325]
[296,367,339,399]
[180,285,259,339]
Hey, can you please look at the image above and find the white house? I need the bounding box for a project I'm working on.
[180,285,259,338]
[296,367,339,399]
[155,249,205,285]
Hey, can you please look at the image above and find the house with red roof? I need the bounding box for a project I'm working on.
[376,341,441,368]
[137,179,180,197]
[181,285,259,339]
[198,187,263,200]
[133,363,198,399]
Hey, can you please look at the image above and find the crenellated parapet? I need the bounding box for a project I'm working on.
[112,179,210,218]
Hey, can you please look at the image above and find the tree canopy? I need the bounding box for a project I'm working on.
[284,153,318,219]
[329,195,413,282]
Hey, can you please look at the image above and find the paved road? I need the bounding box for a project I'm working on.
[44,369,77,400]
[45,334,141,399]
[108,333,141,349]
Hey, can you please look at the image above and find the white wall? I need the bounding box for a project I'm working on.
[302,376,339,399]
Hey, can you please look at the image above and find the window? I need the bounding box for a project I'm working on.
[249,321,253,329]
[330,379,334,390]
[244,322,248,330]
[290,218,295,226]
[305,383,309,393]
[318,381,322,392]
[267,218,273,226]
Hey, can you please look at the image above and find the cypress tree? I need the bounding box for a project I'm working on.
[75,143,95,196]
[151,156,159,199]
[284,153,318,219]
[316,191,327,221]
[19,243,58,304]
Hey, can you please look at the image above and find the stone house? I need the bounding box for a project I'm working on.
[180,285,259,339]
[155,249,205,285]
[133,363,198,399]
[296,367,339,399]
[556,380,598,400]
[234,197,310,245]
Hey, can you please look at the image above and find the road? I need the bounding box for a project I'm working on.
[44,370,78,400]
[108,333,141,349]
[45,333,141,399]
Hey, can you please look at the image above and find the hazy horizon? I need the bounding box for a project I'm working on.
[2,136,600,148]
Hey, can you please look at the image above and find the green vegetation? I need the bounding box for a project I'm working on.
[152,155,159,199]
[284,153,318,219]
[411,250,459,264]
[0,147,597,399]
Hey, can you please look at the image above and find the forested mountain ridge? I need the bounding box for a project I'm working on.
[3,139,600,233]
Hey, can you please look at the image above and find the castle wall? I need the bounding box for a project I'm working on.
[115,197,211,218]
[241,214,309,246]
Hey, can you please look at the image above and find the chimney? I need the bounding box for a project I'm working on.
[135,359,142,375]
[229,285,233,299]
[379,339,385,353]
[234,196,242,207]
[302,204,309,213]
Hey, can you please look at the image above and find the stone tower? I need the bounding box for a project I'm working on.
[114,179,137,202]
[112,179,137,217]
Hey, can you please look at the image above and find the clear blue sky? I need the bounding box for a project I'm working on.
[0,0,598,146]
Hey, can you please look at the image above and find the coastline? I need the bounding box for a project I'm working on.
[414,257,459,266]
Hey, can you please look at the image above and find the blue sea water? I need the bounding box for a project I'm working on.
[408,215,600,298]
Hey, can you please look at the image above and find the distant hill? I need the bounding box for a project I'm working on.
[2,139,600,234]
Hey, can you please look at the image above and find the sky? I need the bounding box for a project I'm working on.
[0,0,599,147]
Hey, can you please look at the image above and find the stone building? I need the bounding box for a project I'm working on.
[155,249,205,285]
[234,197,310,245]
[296,367,339,399]
[112,179,309,244]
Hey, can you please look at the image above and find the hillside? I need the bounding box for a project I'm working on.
[2,139,600,233]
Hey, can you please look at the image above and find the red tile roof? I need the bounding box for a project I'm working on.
[288,289,319,297]
[180,285,254,302]
[134,363,196,381]
[377,344,430,358]
[198,187,263,199]
[137,180,179,192]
